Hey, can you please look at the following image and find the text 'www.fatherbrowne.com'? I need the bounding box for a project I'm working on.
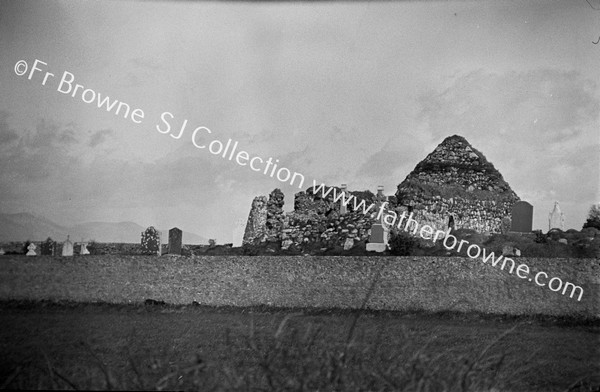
[311,182,585,302]
[14,58,585,302]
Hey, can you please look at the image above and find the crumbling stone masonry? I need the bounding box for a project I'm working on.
[243,135,521,249]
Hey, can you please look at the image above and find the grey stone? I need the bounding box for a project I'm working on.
[502,245,514,256]
[343,238,354,251]
[281,239,293,250]
[510,201,533,233]
[514,248,521,257]
[370,224,385,243]
[168,227,182,255]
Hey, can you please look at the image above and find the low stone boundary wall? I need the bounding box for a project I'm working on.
[0,255,597,318]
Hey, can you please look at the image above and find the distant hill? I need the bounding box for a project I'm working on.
[0,213,208,244]
[0,213,70,242]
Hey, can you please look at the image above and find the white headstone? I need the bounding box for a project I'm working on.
[62,236,74,256]
[548,201,565,231]
[26,243,37,256]
[0,248,5,255]
[80,242,90,255]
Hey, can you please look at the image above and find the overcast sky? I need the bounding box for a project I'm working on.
[0,0,598,242]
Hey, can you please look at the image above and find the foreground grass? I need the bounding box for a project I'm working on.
[0,301,598,391]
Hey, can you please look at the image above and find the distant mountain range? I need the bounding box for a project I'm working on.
[0,213,208,244]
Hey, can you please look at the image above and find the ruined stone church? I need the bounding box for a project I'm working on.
[243,135,520,249]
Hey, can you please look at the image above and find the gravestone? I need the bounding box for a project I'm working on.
[62,236,74,256]
[40,238,56,256]
[548,201,565,231]
[366,223,388,252]
[168,227,183,255]
[141,226,161,255]
[510,201,533,233]
[26,243,37,256]
[0,248,5,255]
[80,242,90,255]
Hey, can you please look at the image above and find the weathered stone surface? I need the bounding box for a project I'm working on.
[266,189,285,239]
[0,255,597,318]
[502,245,521,257]
[243,196,268,245]
[281,239,293,250]
[343,238,354,250]
[168,227,183,255]
[243,135,522,248]
[500,216,511,234]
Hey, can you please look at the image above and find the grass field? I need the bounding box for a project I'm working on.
[0,301,598,391]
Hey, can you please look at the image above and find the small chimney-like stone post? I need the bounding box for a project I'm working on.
[340,183,348,215]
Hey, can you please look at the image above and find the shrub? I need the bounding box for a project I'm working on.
[388,230,416,256]
[22,240,32,254]
[581,227,599,237]
[547,229,564,241]
[86,240,100,255]
[141,227,161,255]
[582,203,600,230]
[533,230,547,244]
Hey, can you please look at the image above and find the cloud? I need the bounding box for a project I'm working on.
[89,129,114,147]
[416,68,600,228]
[418,69,599,146]
[130,57,163,71]
[0,110,19,145]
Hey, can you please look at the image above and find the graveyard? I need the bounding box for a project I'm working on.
[0,211,598,390]
[0,135,598,391]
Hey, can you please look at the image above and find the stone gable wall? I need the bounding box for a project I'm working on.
[243,136,522,246]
